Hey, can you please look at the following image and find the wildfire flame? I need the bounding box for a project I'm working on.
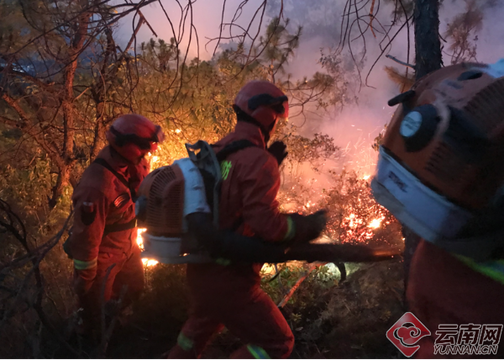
[137,228,159,267]
[340,209,389,242]
[142,258,159,267]
[136,151,162,267]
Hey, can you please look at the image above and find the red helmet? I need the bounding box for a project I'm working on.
[106,114,164,163]
[233,80,289,140]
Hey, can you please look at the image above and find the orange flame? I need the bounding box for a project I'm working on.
[137,228,159,267]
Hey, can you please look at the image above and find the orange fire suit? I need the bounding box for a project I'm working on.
[65,146,149,332]
[169,121,295,359]
[407,240,504,358]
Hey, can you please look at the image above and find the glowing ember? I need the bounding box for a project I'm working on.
[368,217,383,229]
[362,174,371,180]
[175,129,182,134]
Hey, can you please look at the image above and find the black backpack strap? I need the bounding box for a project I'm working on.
[93,158,137,236]
[215,139,258,162]
[93,158,130,189]
[103,218,137,236]
[93,157,138,200]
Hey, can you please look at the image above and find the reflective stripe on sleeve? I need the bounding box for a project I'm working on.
[73,257,98,270]
[247,344,270,359]
[283,216,295,241]
[454,255,504,286]
[177,332,194,351]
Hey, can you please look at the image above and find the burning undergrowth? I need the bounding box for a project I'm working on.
[277,168,403,248]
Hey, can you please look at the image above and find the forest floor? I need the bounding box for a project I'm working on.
[100,259,406,359]
[2,244,405,358]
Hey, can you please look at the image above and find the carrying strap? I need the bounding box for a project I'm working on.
[93,158,137,235]
[213,139,259,233]
[214,139,257,162]
[93,158,130,191]
[93,157,137,200]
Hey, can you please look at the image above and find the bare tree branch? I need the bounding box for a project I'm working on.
[386,54,415,69]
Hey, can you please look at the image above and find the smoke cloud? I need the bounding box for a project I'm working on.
[118,0,504,177]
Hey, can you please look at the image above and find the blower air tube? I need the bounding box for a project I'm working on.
[186,213,401,263]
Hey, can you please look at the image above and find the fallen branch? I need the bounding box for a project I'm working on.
[277,262,326,308]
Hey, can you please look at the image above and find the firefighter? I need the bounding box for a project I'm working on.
[64,114,164,339]
[370,61,504,358]
[168,81,327,359]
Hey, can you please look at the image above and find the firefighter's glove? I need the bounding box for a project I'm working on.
[267,141,288,165]
[290,210,328,244]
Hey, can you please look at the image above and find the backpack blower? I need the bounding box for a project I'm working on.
[371,60,504,261]
[135,140,401,265]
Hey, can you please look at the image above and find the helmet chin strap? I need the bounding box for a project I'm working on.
[109,145,143,165]
[233,105,274,145]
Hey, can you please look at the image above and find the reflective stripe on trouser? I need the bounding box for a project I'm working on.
[168,316,224,358]
[247,344,270,359]
[75,249,144,333]
[74,257,98,270]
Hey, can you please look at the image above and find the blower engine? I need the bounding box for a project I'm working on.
[135,141,220,264]
[371,59,504,260]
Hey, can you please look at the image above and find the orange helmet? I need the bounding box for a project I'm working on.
[106,114,164,163]
[233,80,289,142]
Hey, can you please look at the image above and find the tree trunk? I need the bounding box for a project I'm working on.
[413,0,442,80]
[402,0,443,305]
